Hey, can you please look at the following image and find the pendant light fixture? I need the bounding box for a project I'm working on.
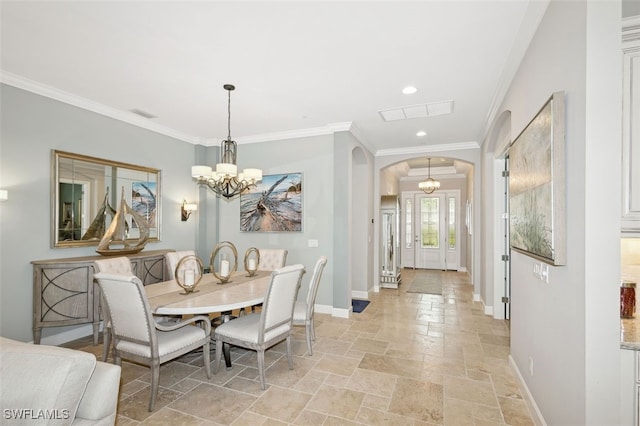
[418,157,440,194]
[191,84,262,199]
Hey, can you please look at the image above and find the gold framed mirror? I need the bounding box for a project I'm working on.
[52,150,161,248]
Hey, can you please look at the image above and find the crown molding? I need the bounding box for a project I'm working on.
[339,122,377,155]
[0,70,200,144]
[482,0,550,143]
[197,122,352,146]
[623,15,640,30]
[376,141,480,157]
[400,173,467,182]
[0,71,369,148]
[407,165,458,177]
[232,121,377,157]
[623,15,640,42]
[192,123,353,147]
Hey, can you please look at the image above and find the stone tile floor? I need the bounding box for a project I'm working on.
[65,269,534,425]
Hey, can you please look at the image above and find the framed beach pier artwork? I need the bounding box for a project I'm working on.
[509,91,566,266]
[240,172,303,232]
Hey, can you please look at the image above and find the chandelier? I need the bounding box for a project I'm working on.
[191,84,262,199]
[418,157,440,194]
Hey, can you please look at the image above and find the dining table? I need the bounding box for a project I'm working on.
[144,269,273,368]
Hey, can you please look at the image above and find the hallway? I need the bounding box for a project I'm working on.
[67,268,534,425]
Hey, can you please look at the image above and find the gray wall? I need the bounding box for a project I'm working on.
[623,0,640,18]
[485,1,622,423]
[0,83,366,341]
[0,84,200,342]
[214,134,338,311]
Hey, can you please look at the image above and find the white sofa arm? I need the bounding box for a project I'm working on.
[73,361,121,426]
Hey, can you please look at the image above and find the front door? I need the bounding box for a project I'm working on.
[408,191,460,270]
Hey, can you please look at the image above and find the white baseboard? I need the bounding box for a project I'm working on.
[458,267,468,272]
[303,303,353,319]
[35,323,103,346]
[509,355,547,426]
[332,307,351,318]
[352,290,369,299]
[484,304,493,316]
[473,293,482,302]
[314,303,333,315]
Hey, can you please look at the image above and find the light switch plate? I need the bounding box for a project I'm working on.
[308,239,319,248]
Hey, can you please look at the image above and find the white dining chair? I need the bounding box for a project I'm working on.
[248,248,289,313]
[94,257,134,362]
[257,248,288,271]
[213,264,305,389]
[293,256,327,355]
[164,250,196,280]
[94,272,211,411]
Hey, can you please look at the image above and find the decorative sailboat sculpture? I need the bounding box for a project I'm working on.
[96,186,149,256]
[82,187,123,240]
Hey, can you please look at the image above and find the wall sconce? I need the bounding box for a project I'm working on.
[181,200,197,221]
[0,190,7,201]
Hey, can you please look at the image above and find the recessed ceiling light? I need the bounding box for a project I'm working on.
[416,131,427,137]
[402,86,417,95]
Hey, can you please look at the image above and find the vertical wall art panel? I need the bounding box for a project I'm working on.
[509,92,565,265]
[240,172,303,232]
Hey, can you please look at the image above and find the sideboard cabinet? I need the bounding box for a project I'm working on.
[32,249,173,344]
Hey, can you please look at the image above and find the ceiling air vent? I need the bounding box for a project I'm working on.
[378,100,454,122]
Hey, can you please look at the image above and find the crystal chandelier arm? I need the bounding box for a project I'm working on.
[202,176,257,199]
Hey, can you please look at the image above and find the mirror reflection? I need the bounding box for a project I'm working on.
[53,150,161,248]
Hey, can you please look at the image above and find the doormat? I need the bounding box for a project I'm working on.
[406,280,443,295]
[352,299,370,313]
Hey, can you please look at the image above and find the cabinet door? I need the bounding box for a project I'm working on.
[34,264,93,325]
[138,255,165,284]
[622,39,640,232]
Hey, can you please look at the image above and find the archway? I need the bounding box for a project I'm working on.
[482,109,511,319]
[375,154,477,292]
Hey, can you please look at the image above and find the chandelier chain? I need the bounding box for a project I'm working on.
[227,86,231,141]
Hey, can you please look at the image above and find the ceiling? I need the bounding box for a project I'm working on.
[1,1,546,173]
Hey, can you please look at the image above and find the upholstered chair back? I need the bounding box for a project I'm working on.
[94,256,133,275]
[292,256,327,356]
[95,273,154,347]
[165,250,197,280]
[93,256,136,361]
[257,249,288,271]
[305,256,327,308]
[259,264,304,342]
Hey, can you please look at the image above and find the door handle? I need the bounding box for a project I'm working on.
[414,235,419,243]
